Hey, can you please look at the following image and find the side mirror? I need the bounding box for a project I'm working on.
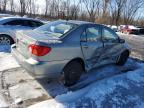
[119,38,125,43]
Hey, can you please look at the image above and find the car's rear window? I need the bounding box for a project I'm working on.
[35,21,77,37]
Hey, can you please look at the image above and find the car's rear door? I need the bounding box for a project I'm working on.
[81,24,103,69]
[101,26,121,63]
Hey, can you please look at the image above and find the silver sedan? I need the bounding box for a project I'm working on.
[12,20,130,86]
[0,17,43,45]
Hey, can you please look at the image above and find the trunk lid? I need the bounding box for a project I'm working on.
[16,30,60,58]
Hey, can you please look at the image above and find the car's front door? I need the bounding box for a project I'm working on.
[101,26,121,63]
[81,25,103,69]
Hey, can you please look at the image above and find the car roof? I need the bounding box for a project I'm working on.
[1,17,41,21]
[59,20,93,25]
[0,17,42,24]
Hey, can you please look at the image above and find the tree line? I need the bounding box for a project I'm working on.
[0,0,144,26]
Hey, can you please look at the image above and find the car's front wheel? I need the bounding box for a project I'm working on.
[63,60,83,86]
[116,51,129,66]
[0,35,14,45]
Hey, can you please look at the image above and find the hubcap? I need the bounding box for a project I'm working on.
[0,36,10,45]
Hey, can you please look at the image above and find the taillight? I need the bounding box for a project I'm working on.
[28,44,51,56]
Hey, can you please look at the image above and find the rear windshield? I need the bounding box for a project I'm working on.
[35,21,77,37]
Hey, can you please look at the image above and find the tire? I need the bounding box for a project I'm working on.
[63,61,83,86]
[0,35,14,45]
[116,51,129,66]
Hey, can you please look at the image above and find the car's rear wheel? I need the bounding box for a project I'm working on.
[0,35,14,45]
[63,60,83,86]
[116,51,129,66]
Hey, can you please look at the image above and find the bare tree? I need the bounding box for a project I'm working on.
[19,0,26,16]
[32,1,39,17]
[27,0,32,16]
[26,0,38,16]
[45,0,50,16]
[123,0,144,24]
[60,0,71,19]
[10,0,15,13]
[69,0,81,20]
[110,0,126,26]
[83,0,101,22]
[4,0,8,12]
[59,0,67,19]
[0,0,3,11]
[0,0,142,26]
[99,0,111,24]
[102,0,110,16]
[19,0,30,16]
[49,0,57,17]
[0,0,8,12]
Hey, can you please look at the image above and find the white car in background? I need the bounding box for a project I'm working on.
[111,25,118,32]
[0,17,44,45]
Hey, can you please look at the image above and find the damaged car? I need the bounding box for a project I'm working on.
[12,20,130,86]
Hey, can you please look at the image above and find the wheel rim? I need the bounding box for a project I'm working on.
[0,36,11,45]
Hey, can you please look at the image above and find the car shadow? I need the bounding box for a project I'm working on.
[36,57,143,98]
[37,78,68,98]
[69,57,140,90]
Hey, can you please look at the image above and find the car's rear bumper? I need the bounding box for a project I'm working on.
[11,45,68,79]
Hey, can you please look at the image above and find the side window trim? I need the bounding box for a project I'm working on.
[3,20,16,25]
[81,25,102,42]
[102,26,119,43]
[80,26,87,42]
[3,19,23,26]
[86,25,101,42]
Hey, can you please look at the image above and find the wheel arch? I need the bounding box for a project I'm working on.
[122,49,130,55]
[62,57,85,73]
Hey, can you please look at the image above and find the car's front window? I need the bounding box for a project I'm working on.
[35,21,77,37]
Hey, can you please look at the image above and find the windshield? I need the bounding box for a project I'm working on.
[35,21,77,37]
